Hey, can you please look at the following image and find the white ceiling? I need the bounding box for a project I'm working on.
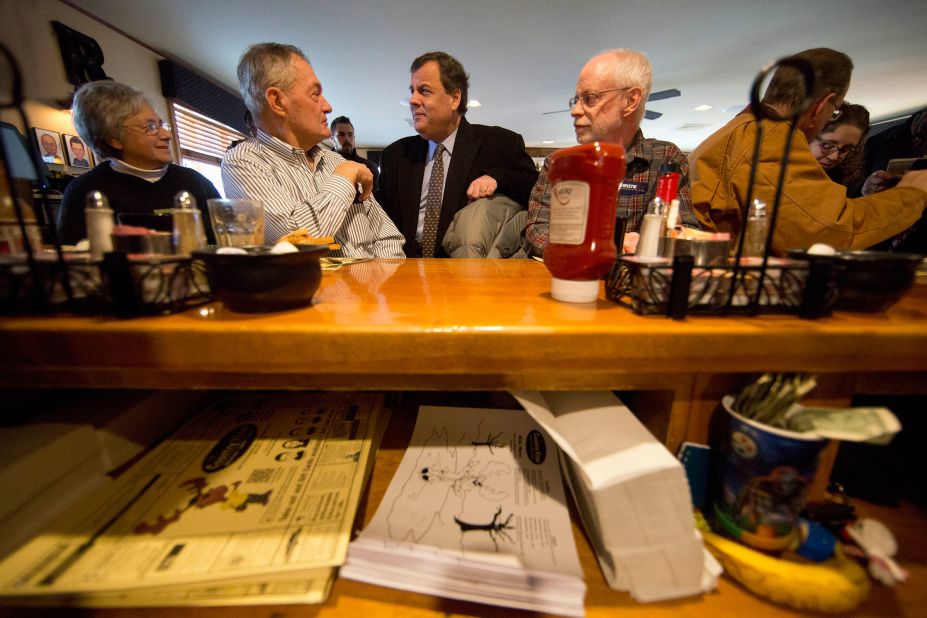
[70,0,927,151]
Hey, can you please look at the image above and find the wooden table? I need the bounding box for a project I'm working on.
[3,258,926,452]
[2,258,926,616]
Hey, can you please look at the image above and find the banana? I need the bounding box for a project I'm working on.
[700,526,870,613]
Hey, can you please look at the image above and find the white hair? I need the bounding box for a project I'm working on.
[595,48,653,123]
[71,81,152,160]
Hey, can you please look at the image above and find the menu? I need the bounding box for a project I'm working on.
[0,391,388,605]
[341,405,586,617]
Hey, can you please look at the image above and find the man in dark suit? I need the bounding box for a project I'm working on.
[376,51,538,257]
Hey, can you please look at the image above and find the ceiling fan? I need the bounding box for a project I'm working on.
[542,88,681,120]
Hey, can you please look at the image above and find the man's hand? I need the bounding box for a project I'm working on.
[334,161,374,202]
[466,175,498,201]
[897,169,927,194]
[622,232,640,254]
[861,170,895,196]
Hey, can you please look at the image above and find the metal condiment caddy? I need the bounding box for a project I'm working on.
[605,57,839,320]
[0,43,210,318]
[0,253,209,317]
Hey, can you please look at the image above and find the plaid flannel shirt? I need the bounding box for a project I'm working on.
[524,130,697,257]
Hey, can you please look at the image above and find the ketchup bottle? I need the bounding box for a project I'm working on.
[544,142,626,303]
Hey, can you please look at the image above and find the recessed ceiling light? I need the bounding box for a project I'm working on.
[467,100,482,108]
[694,104,712,112]
[400,98,409,106]
[541,140,555,144]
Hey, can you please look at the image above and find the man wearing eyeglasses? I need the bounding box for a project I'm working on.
[376,51,538,258]
[523,49,697,258]
[689,47,927,253]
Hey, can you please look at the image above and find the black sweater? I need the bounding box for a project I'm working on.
[56,162,220,244]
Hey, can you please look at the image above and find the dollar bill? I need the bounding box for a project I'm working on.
[732,373,818,428]
[785,406,901,444]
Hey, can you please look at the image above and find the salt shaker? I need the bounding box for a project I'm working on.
[172,191,207,255]
[743,198,769,257]
[84,190,113,259]
[636,196,665,258]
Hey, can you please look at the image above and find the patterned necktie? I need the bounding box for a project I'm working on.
[421,143,445,258]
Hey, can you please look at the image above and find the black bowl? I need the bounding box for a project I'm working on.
[834,250,922,312]
[193,245,327,313]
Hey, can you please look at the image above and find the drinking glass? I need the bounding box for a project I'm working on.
[207,198,265,247]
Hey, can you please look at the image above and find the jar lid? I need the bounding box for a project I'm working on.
[551,277,600,303]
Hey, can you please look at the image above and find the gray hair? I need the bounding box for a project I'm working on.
[71,80,151,160]
[597,49,653,124]
[237,43,307,116]
[762,48,853,111]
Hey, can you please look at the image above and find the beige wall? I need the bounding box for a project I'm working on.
[0,0,168,139]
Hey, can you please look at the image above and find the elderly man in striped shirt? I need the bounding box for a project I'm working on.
[222,43,404,258]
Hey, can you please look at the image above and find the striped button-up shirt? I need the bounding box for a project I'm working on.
[221,130,404,258]
[524,130,697,257]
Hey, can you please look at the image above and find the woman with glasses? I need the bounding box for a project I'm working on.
[810,102,870,187]
[56,80,219,245]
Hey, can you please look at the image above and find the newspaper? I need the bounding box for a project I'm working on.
[10,569,334,608]
[341,405,586,617]
[0,391,388,604]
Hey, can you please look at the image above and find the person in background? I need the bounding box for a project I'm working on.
[376,51,538,258]
[56,81,219,245]
[689,48,927,254]
[856,107,927,254]
[68,135,90,167]
[222,43,403,257]
[523,49,697,258]
[809,102,869,187]
[227,110,257,151]
[853,106,926,197]
[330,115,379,186]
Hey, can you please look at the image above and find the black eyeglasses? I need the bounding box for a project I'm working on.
[123,120,171,135]
[815,138,858,157]
[569,87,632,110]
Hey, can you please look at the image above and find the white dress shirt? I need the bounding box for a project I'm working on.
[222,129,404,258]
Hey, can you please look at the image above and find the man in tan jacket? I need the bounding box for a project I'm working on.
[689,48,927,253]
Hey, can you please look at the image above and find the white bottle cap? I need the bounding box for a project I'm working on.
[550,277,600,303]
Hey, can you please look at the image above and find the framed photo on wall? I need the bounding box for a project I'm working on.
[33,128,64,165]
[63,133,93,168]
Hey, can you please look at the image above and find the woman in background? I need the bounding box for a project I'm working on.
[811,101,869,186]
[809,102,870,188]
[56,81,219,244]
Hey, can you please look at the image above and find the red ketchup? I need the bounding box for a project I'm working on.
[544,142,626,303]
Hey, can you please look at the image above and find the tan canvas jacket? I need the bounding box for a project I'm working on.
[689,112,926,253]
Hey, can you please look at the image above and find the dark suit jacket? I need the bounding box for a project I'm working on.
[375,117,538,257]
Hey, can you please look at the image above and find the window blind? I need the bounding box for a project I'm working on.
[172,102,245,164]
